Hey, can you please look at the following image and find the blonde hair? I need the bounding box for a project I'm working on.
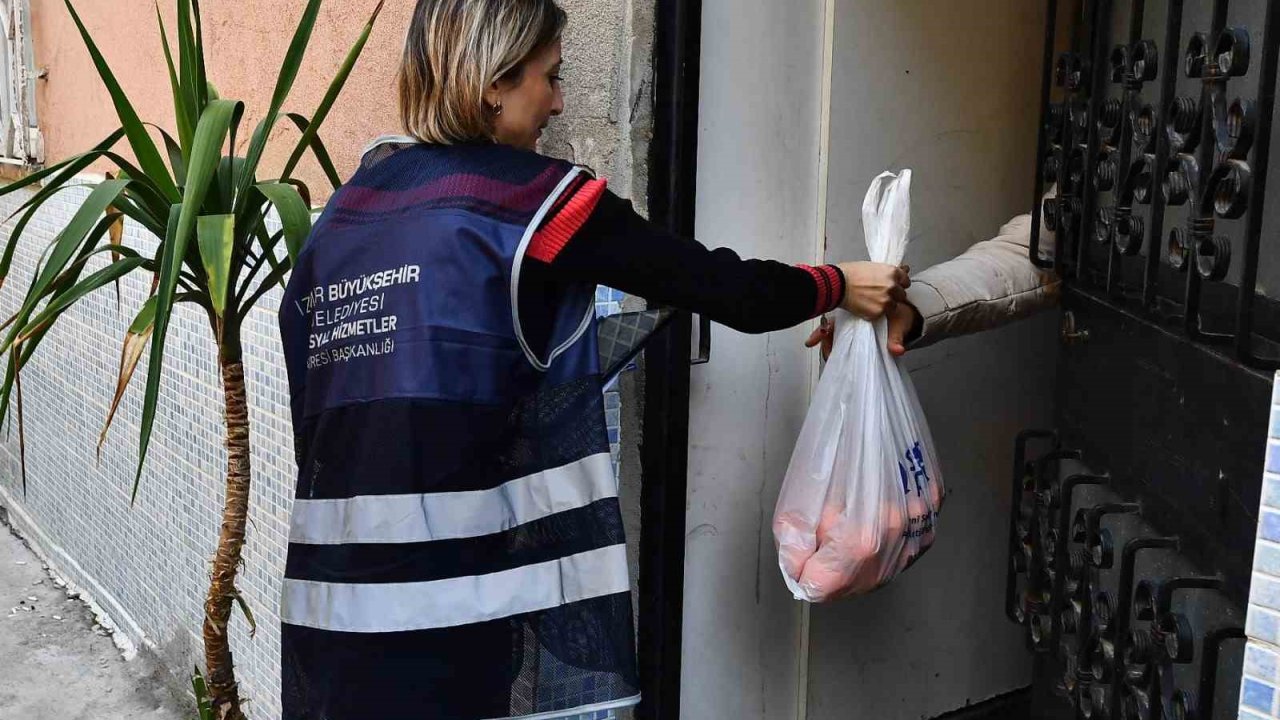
[398,0,567,144]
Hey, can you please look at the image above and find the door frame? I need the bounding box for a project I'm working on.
[636,0,703,717]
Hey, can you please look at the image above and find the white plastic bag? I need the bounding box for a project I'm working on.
[772,169,944,602]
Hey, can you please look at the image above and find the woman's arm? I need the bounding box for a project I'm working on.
[527,188,903,334]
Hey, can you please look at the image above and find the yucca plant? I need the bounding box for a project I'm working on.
[0,2,383,717]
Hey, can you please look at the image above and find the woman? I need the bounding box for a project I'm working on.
[276,1,911,718]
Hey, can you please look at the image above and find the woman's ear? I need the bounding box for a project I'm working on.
[482,81,503,112]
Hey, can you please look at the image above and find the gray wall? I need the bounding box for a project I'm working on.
[683,0,827,717]
[814,1,1058,716]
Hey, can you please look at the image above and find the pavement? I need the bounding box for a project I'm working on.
[0,516,189,720]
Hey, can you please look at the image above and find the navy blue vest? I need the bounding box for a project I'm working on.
[278,139,639,719]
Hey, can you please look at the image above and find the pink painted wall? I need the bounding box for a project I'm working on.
[30,0,408,202]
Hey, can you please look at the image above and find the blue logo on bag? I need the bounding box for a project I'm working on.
[898,441,931,496]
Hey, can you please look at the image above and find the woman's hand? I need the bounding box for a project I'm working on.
[837,262,910,320]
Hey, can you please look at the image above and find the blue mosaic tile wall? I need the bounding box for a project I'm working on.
[1241,374,1280,719]
[596,285,628,478]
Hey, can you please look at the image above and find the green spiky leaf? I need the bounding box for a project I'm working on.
[155,4,192,156]
[196,214,234,317]
[255,183,311,263]
[17,256,146,344]
[135,99,241,497]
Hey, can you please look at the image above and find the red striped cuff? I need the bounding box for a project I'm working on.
[525,177,608,263]
[796,263,845,317]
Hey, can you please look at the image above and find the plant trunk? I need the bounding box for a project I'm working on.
[204,349,251,720]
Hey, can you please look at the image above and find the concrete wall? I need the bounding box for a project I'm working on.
[542,0,654,207]
[0,2,654,718]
